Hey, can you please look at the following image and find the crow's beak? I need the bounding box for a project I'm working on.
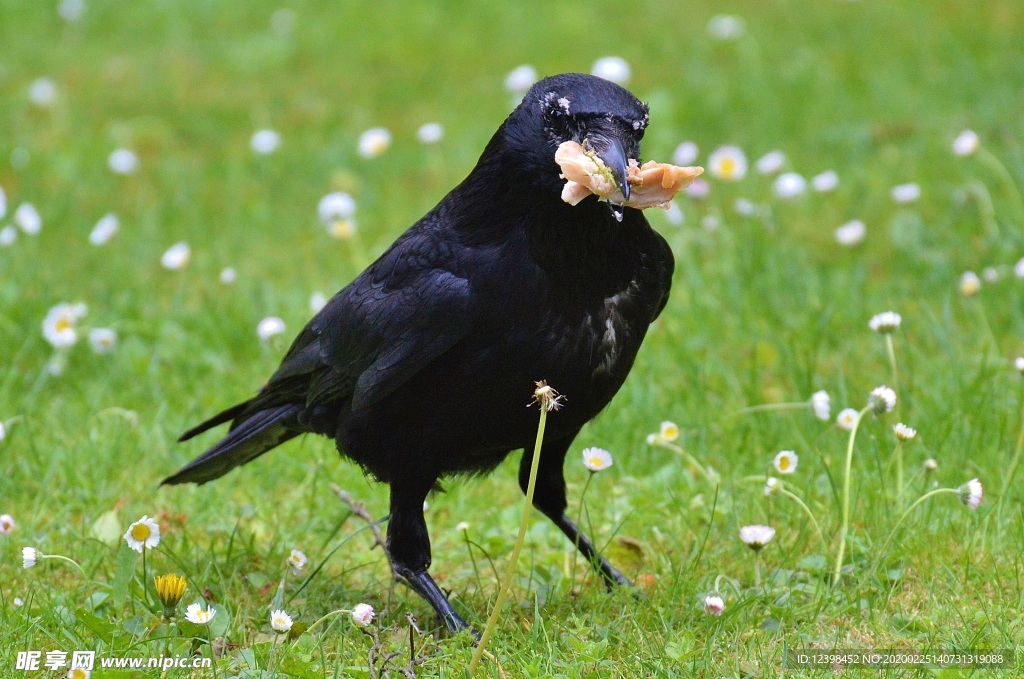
[597,136,631,204]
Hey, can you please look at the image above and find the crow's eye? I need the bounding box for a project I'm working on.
[544,106,570,134]
[635,125,645,141]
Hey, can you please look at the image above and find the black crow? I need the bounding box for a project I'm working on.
[164,73,674,633]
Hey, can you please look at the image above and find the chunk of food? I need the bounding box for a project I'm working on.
[555,140,704,209]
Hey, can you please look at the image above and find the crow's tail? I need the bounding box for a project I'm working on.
[162,403,302,485]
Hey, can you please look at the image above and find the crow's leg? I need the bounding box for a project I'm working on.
[386,478,470,634]
[519,434,632,589]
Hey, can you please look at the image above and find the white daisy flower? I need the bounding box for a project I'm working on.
[250,129,281,155]
[893,423,916,442]
[13,597,23,607]
[88,328,117,353]
[270,609,293,634]
[582,447,613,472]
[923,458,938,472]
[28,78,58,108]
[23,546,39,569]
[89,213,118,245]
[739,524,775,551]
[982,267,998,283]
[124,515,160,552]
[184,603,216,625]
[219,267,237,285]
[659,421,680,442]
[773,450,798,474]
[1014,258,1024,278]
[734,198,758,217]
[504,64,538,94]
[310,292,327,313]
[318,192,358,238]
[708,145,747,182]
[706,14,746,39]
[952,129,979,157]
[773,172,807,199]
[417,122,444,144]
[0,420,5,440]
[58,0,86,22]
[257,316,286,341]
[0,226,17,247]
[868,385,897,414]
[68,667,91,679]
[108,148,139,175]
[835,219,866,246]
[591,56,631,84]
[42,302,87,348]
[891,183,921,204]
[959,271,980,297]
[703,595,725,615]
[14,203,42,235]
[868,311,901,334]
[358,127,391,159]
[1015,357,1024,374]
[662,201,684,225]
[287,549,307,574]
[456,521,470,532]
[672,141,699,166]
[685,178,711,199]
[836,408,859,431]
[351,603,375,626]
[810,390,830,421]
[764,477,779,496]
[755,150,785,175]
[161,241,191,270]
[958,478,983,510]
[0,514,14,534]
[811,170,839,192]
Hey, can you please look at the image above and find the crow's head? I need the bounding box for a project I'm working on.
[505,73,649,220]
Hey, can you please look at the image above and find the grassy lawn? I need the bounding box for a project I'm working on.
[2,0,1024,676]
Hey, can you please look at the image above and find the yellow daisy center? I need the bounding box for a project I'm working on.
[331,220,355,239]
[719,157,736,178]
[131,523,151,541]
[778,456,790,471]
[55,317,71,332]
[70,670,88,679]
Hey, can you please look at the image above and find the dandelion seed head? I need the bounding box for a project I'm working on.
[456,521,469,532]
[531,380,564,411]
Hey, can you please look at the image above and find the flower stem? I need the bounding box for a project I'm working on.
[779,488,825,547]
[468,400,549,674]
[569,472,595,584]
[832,406,870,585]
[870,488,958,577]
[753,553,762,588]
[893,441,905,510]
[305,608,349,635]
[733,401,806,417]
[42,554,89,579]
[653,440,719,485]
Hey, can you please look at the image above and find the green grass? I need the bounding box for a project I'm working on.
[2,0,1024,676]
